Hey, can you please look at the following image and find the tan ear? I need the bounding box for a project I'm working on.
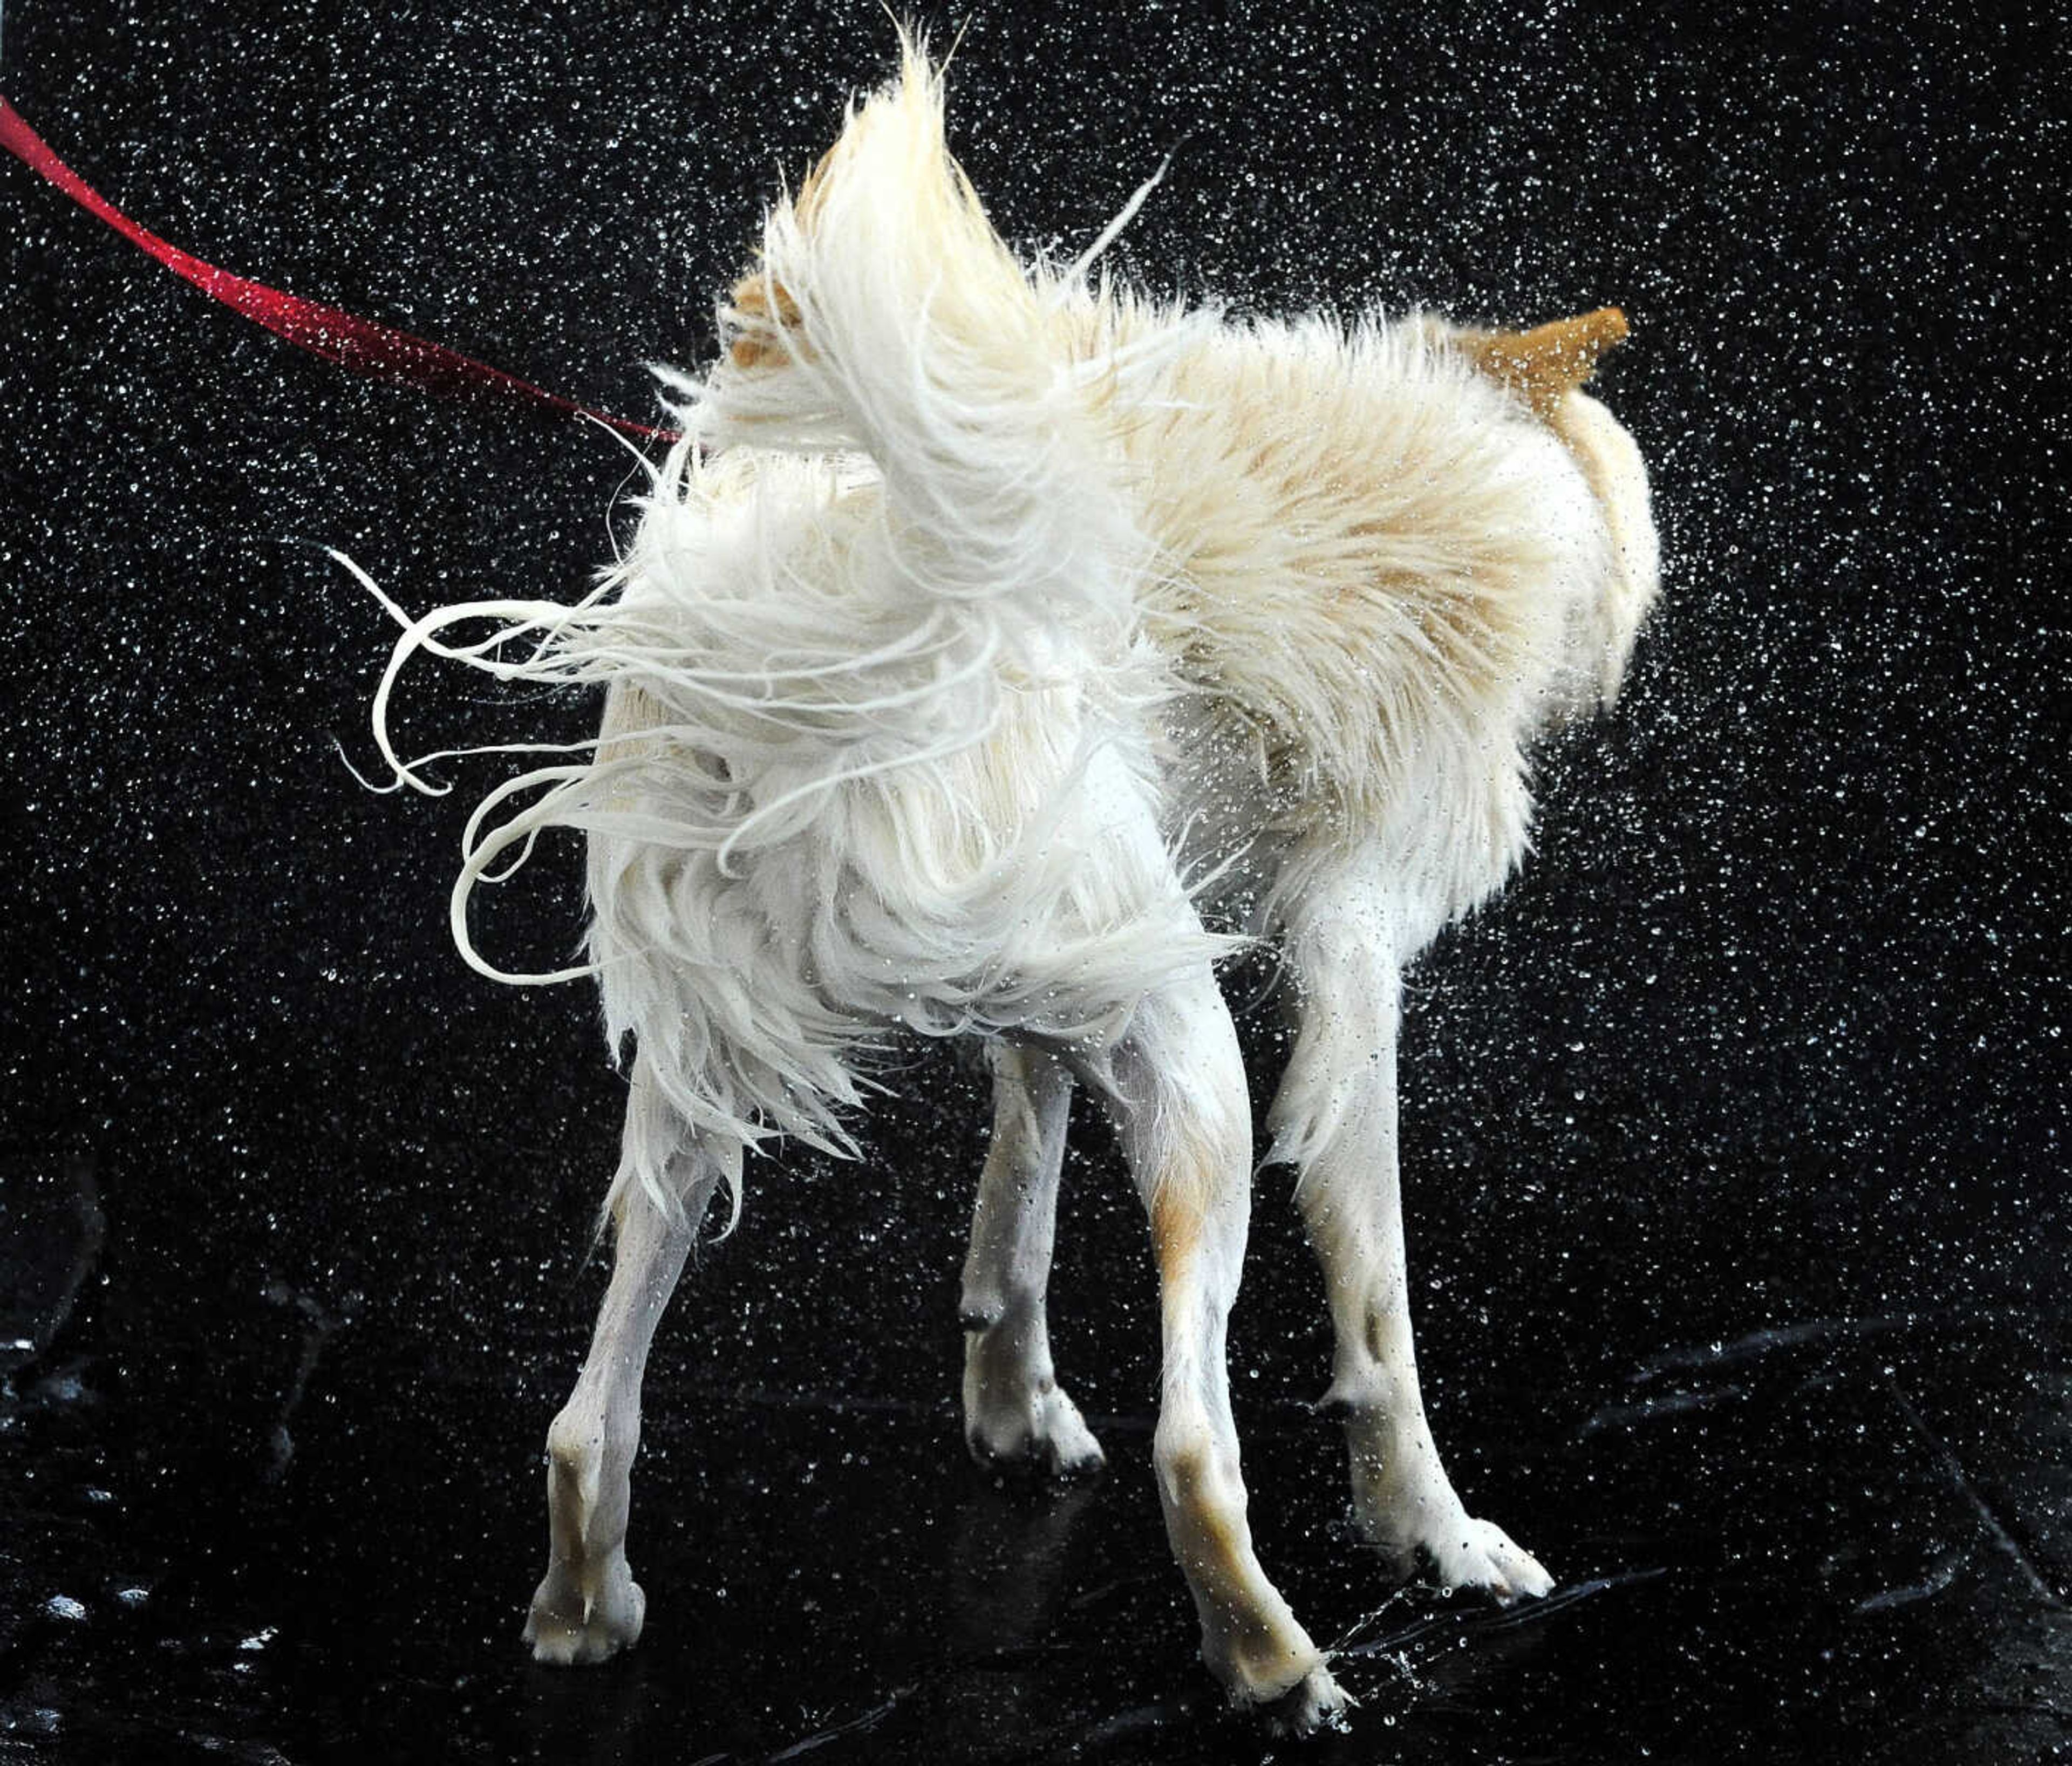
[1458,307,1629,418]
[726,272,804,370]
[724,146,837,370]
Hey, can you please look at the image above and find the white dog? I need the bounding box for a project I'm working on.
[367,41,1657,1731]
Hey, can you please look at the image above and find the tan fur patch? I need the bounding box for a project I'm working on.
[725,148,837,370]
[727,274,805,370]
[1095,303,1604,866]
[1458,307,1629,418]
[1149,1181,1203,1283]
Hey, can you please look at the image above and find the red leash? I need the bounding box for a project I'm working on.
[1,93,682,444]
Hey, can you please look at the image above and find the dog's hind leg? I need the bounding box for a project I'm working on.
[959,1044,1105,1477]
[1079,966,1345,1730]
[1270,868,1552,1603]
[524,1065,735,1665]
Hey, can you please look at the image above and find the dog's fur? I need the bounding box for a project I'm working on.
[372,43,1658,1730]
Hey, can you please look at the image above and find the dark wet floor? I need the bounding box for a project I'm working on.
[6,1124,2072,1765]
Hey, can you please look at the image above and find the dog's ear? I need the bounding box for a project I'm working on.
[724,146,837,370]
[726,271,805,370]
[1456,308,1629,418]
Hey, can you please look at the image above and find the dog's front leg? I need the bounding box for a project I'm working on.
[1271,872,1552,1603]
[525,1072,730,1666]
[1087,971,1346,1733]
[958,1044,1103,1477]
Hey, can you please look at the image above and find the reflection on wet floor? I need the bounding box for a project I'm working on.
[4,1147,2070,1765]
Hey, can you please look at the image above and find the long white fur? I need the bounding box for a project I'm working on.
[366,48,1650,1218]
[364,37,1659,1724]
[367,59,1244,1222]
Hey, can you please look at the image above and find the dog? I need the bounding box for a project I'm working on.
[366,39,1658,1733]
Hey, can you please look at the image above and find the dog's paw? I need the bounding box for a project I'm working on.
[523,1553,646,1666]
[966,1382,1106,1480]
[1257,1663,1353,1737]
[1379,1513,1553,1604]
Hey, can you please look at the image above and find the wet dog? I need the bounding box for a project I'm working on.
[371,40,1657,1731]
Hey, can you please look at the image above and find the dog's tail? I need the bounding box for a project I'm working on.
[674,36,1174,644]
[353,40,1218,1232]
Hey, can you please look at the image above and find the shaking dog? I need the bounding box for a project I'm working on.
[371,41,1658,1731]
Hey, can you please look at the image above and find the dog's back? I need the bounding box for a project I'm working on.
[1080,305,1651,935]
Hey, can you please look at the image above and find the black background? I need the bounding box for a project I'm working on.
[3,3,2068,1762]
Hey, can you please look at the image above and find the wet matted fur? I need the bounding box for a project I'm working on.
[365,40,1658,1732]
